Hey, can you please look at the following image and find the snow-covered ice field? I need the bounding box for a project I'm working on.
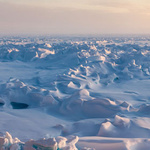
[0,35,150,149]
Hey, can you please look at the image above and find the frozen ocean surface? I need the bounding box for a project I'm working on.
[0,35,150,149]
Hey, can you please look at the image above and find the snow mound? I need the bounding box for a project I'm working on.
[113,115,130,128]
[98,115,150,138]
[0,78,58,109]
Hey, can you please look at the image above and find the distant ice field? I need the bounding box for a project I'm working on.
[0,36,150,150]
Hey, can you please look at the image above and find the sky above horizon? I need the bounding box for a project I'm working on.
[0,0,150,35]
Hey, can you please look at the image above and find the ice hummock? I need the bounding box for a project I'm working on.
[0,36,150,149]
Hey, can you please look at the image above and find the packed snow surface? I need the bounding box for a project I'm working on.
[0,35,150,149]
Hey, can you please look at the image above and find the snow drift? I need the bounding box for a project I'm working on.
[0,35,150,149]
